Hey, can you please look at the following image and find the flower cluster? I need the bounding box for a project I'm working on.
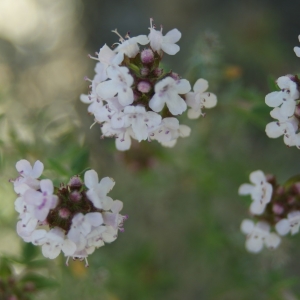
[239,170,300,253]
[11,160,126,267]
[265,36,300,148]
[81,18,217,151]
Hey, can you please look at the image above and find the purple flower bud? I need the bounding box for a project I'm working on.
[152,68,163,77]
[140,67,150,76]
[68,176,82,188]
[272,203,284,215]
[59,208,71,219]
[137,81,152,93]
[141,49,154,64]
[69,190,82,202]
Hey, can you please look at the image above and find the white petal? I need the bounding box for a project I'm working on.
[202,93,217,108]
[98,177,115,195]
[31,160,44,178]
[176,79,191,94]
[187,109,202,119]
[275,219,290,236]
[16,160,32,176]
[240,219,254,235]
[85,212,103,227]
[249,170,266,185]
[280,100,296,117]
[149,94,165,112]
[294,46,300,58]
[193,79,208,94]
[111,200,123,213]
[166,95,187,115]
[265,92,283,107]
[40,179,53,195]
[250,201,265,215]
[96,80,117,99]
[84,170,99,189]
[62,239,76,256]
[265,122,284,138]
[179,125,191,137]
[238,184,253,195]
[164,29,181,43]
[265,233,281,249]
[161,43,180,55]
[135,35,149,45]
[246,237,264,253]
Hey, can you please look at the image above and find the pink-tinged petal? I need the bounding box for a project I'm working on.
[31,229,47,245]
[102,212,118,228]
[24,189,42,206]
[238,183,253,195]
[265,122,283,138]
[280,100,296,117]
[166,95,187,115]
[240,219,254,235]
[294,46,300,58]
[31,160,44,178]
[202,93,217,108]
[161,43,180,55]
[176,79,191,94]
[164,29,181,43]
[101,196,114,210]
[111,200,123,213]
[265,92,283,107]
[193,79,208,94]
[249,170,266,185]
[62,239,76,256]
[85,212,103,227]
[16,160,32,176]
[97,80,117,99]
[149,94,165,112]
[14,182,32,195]
[84,170,99,189]
[80,94,92,104]
[40,179,53,195]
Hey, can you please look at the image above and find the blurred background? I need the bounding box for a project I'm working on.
[1,0,300,299]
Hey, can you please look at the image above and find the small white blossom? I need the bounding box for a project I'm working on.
[23,179,58,222]
[241,219,281,253]
[275,211,300,236]
[186,78,217,119]
[265,76,299,117]
[97,65,134,106]
[149,77,191,115]
[238,170,272,215]
[16,212,38,242]
[84,170,115,209]
[13,160,44,194]
[148,18,181,55]
[294,35,300,57]
[265,107,298,147]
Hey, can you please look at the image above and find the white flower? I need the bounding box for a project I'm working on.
[150,117,191,147]
[31,228,76,259]
[111,105,162,142]
[294,35,300,57]
[265,76,299,117]
[16,212,38,242]
[241,219,281,253]
[113,32,149,59]
[275,211,300,236]
[23,179,58,222]
[265,107,298,147]
[101,122,134,151]
[186,78,217,119]
[84,170,115,209]
[13,160,44,194]
[97,65,134,106]
[93,97,123,124]
[238,170,272,215]
[148,19,181,55]
[149,77,191,115]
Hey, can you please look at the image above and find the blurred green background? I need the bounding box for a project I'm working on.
[1,0,300,299]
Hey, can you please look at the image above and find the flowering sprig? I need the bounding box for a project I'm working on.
[81,18,217,151]
[239,170,300,253]
[264,35,300,149]
[11,159,127,267]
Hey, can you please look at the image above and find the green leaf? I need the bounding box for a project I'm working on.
[21,243,39,263]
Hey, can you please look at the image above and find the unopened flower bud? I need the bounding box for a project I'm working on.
[68,176,82,188]
[137,81,151,93]
[140,67,149,76]
[152,68,163,77]
[69,190,82,202]
[59,208,71,219]
[141,49,154,64]
[272,203,284,215]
